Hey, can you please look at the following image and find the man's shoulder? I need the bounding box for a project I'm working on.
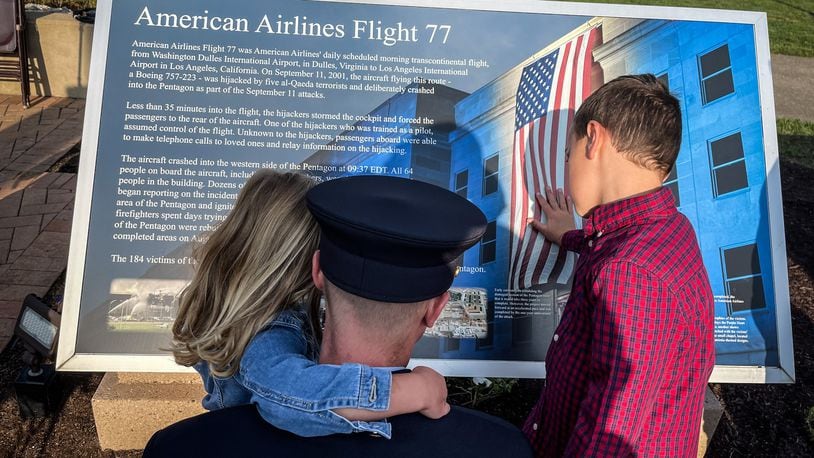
[144,404,532,458]
[144,405,268,457]
[394,405,526,436]
[388,406,532,456]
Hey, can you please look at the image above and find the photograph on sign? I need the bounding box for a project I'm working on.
[57,0,793,382]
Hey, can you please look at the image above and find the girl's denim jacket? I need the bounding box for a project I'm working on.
[194,309,394,438]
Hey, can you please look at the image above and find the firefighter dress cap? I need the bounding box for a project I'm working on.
[306,175,487,303]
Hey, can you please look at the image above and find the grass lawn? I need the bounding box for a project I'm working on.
[41,0,814,56]
[778,118,814,167]
[565,0,814,57]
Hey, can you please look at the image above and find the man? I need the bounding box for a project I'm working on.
[145,175,532,457]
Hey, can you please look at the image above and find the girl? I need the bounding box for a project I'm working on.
[170,169,448,438]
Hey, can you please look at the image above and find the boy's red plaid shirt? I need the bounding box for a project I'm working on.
[523,187,715,457]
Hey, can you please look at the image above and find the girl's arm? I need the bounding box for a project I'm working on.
[334,366,450,421]
[238,323,446,437]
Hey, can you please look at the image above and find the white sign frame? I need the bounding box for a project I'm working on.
[57,0,794,384]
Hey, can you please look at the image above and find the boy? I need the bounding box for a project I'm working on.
[522,74,715,457]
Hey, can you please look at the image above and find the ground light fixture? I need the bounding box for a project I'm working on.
[13,294,61,418]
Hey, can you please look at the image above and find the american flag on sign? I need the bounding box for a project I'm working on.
[508,27,600,290]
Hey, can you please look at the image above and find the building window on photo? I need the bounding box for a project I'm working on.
[480,220,496,265]
[512,314,533,345]
[476,311,494,351]
[455,169,469,198]
[445,337,460,352]
[482,154,499,196]
[663,164,680,206]
[413,154,444,172]
[699,44,735,104]
[709,132,748,197]
[721,243,767,314]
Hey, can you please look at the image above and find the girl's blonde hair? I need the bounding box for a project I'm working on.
[171,169,320,377]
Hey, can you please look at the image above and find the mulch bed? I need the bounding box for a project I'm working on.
[705,158,814,457]
[0,157,811,456]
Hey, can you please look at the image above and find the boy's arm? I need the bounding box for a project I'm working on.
[565,261,679,456]
[560,229,587,252]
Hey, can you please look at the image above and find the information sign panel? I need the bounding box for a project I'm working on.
[57,0,793,383]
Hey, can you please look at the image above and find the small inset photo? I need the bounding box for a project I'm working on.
[425,287,489,339]
[105,279,188,331]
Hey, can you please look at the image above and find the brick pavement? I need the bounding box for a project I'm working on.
[0,95,81,349]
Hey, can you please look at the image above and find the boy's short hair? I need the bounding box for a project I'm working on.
[572,74,681,175]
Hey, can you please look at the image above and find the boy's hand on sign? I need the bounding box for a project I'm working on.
[529,187,576,245]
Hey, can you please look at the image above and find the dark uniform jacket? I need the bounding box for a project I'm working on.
[144,404,533,457]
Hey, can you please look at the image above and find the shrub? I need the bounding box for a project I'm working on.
[447,377,518,408]
[807,405,814,444]
[35,1,96,11]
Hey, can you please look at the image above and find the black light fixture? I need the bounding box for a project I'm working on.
[13,294,61,418]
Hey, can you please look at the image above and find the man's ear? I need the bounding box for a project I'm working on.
[311,250,325,292]
[423,291,449,328]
